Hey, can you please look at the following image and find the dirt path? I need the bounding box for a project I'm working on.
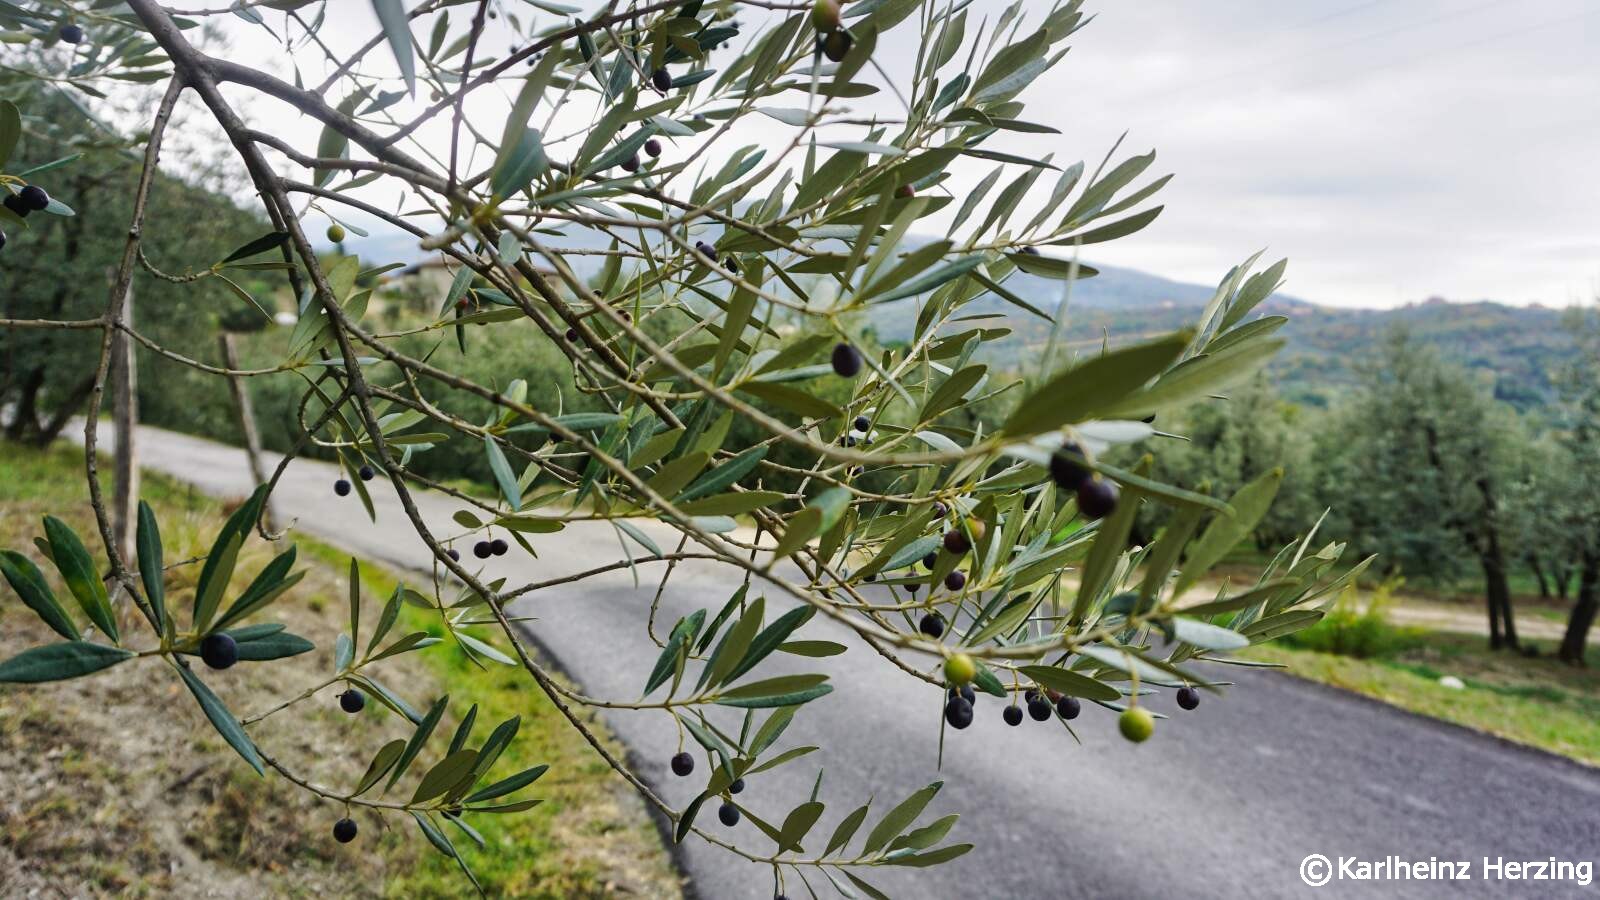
[1175,569,1588,643]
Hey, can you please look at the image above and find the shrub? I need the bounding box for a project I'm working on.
[1282,577,1421,659]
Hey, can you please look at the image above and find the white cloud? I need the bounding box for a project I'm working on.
[211,0,1600,308]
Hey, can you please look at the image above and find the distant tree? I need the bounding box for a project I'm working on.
[1500,431,1581,601]
[1327,329,1521,650]
[1553,307,1600,664]
[1135,377,1317,549]
[0,76,265,445]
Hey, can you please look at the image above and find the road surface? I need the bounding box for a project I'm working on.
[83,425,1600,898]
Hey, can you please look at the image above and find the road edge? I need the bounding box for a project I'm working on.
[1265,664,1600,779]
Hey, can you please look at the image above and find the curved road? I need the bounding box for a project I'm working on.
[100,425,1600,898]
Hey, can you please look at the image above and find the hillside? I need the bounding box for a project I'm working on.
[870,272,1577,409]
[344,227,1578,409]
[1268,299,1573,408]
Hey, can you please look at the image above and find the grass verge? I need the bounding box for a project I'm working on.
[1245,600,1600,767]
[0,440,680,898]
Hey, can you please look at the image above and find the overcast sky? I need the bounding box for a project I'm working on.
[213,0,1600,309]
[1064,0,1600,308]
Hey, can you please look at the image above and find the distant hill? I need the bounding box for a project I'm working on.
[978,261,1269,310]
[1267,299,1573,408]
[869,265,1577,410]
[344,225,1577,409]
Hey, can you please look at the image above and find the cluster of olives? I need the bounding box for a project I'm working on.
[812,0,853,62]
[942,680,1084,732]
[941,650,1203,743]
[940,654,979,727]
[870,506,980,602]
[999,688,1083,727]
[944,683,976,728]
[1049,442,1118,519]
[332,464,377,498]
[473,537,509,559]
[2,183,49,218]
[621,137,665,175]
[670,750,749,829]
[0,183,54,251]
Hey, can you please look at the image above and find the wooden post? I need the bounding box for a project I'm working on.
[219,331,275,529]
[111,278,139,563]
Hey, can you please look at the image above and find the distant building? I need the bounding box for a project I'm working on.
[386,256,458,298]
[384,256,568,303]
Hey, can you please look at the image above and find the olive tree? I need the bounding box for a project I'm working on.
[0,73,271,446]
[1500,430,1580,600]
[1320,329,1521,649]
[1129,375,1319,552]
[1552,306,1600,664]
[0,1,1366,895]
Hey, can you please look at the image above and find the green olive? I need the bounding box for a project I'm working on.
[943,652,976,685]
[812,0,841,32]
[1119,706,1154,743]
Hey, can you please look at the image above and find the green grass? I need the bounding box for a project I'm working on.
[1249,617,1600,767]
[0,441,677,898]
[1212,553,1600,767]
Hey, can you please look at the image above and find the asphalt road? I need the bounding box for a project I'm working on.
[93,424,1600,899]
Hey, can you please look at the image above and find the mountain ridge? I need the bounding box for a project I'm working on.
[863,259,1576,409]
[340,225,1575,408]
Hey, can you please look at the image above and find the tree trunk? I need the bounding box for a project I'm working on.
[10,197,88,445]
[33,375,98,446]
[5,367,44,441]
[1485,569,1505,650]
[1556,561,1574,600]
[218,333,274,529]
[1529,555,1551,598]
[1419,422,1516,649]
[1559,552,1600,665]
[1472,474,1518,651]
[1481,551,1517,651]
[111,279,139,563]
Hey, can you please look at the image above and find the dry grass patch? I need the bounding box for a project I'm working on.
[0,442,680,898]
